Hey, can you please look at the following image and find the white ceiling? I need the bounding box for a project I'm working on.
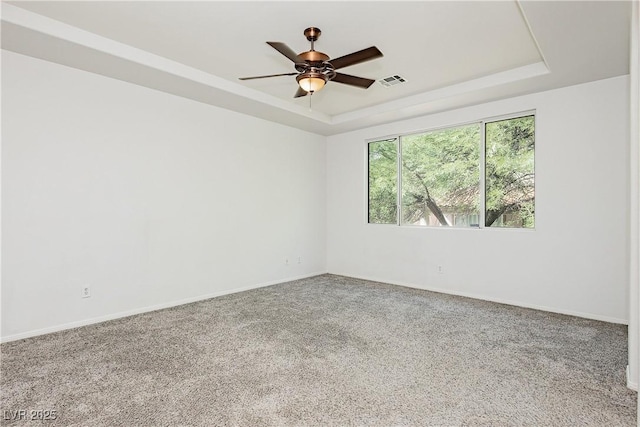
[1,1,632,135]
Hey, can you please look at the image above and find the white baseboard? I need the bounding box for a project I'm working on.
[3,271,627,343]
[329,272,629,325]
[627,365,639,391]
[0,271,328,343]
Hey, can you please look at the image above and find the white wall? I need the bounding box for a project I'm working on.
[327,76,630,323]
[1,47,632,345]
[1,50,326,341]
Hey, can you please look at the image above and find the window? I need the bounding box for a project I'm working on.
[367,114,535,229]
[368,139,398,224]
[401,124,480,226]
[485,115,535,228]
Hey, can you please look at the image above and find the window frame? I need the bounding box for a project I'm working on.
[366,110,536,230]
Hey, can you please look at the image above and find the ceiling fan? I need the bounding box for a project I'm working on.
[239,27,383,98]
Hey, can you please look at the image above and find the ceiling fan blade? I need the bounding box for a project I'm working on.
[332,73,376,89]
[294,87,308,98]
[330,46,383,70]
[266,42,301,62]
[239,72,298,81]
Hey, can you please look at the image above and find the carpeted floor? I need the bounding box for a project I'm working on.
[1,274,637,426]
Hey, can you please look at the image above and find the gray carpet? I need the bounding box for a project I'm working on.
[1,274,637,426]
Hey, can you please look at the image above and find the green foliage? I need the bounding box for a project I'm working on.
[485,116,535,228]
[368,140,397,223]
[367,116,535,228]
[401,124,480,225]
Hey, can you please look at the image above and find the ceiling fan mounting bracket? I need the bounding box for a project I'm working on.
[304,27,321,42]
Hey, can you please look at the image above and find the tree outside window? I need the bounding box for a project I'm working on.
[368,114,535,229]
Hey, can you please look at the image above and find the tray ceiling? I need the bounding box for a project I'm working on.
[1,1,631,135]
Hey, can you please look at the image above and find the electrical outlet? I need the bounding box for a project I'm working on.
[297,256,301,264]
[437,265,444,274]
[81,286,91,298]
[285,257,289,266]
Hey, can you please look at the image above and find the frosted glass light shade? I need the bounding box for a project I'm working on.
[298,76,326,93]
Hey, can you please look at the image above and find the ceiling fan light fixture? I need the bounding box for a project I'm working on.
[297,72,327,93]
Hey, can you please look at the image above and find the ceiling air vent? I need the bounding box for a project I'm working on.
[379,75,406,87]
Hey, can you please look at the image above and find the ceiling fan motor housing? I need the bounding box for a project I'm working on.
[298,50,330,63]
[296,28,335,83]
